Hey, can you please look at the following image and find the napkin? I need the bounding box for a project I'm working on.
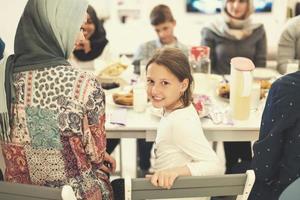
[109,108,127,126]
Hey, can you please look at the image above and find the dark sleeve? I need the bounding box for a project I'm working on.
[0,38,5,60]
[201,28,216,71]
[251,77,297,183]
[254,26,267,68]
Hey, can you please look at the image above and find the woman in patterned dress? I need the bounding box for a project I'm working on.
[1,0,115,199]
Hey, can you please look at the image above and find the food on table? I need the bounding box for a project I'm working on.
[217,80,272,99]
[112,90,133,106]
[218,82,230,99]
[100,62,128,77]
[260,79,272,89]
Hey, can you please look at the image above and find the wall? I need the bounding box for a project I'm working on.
[0,0,292,57]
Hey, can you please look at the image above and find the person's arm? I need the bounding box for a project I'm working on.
[148,117,224,189]
[132,43,148,64]
[201,28,216,71]
[254,26,267,68]
[173,120,224,176]
[82,79,115,173]
[277,23,298,74]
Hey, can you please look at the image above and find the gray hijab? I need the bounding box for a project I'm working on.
[3,0,88,140]
[12,0,88,70]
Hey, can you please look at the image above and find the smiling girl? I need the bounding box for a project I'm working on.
[145,48,224,193]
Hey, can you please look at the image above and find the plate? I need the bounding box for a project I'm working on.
[253,68,280,80]
[107,94,133,109]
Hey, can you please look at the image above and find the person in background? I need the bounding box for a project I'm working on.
[249,71,300,199]
[201,0,267,75]
[146,47,224,195]
[1,0,115,199]
[70,5,117,72]
[277,15,300,74]
[201,0,266,175]
[133,4,189,176]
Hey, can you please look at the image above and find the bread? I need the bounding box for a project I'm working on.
[112,91,133,106]
[260,80,271,90]
[217,81,269,99]
[100,62,128,77]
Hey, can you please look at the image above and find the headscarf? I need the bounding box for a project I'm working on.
[73,5,108,61]
[205,0,261,40]
[3,0,88,140]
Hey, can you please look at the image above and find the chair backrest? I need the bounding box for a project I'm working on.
[125,170,255,200]
[279,177,300,200]
[0,181,76,200]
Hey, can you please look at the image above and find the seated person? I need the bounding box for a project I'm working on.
[201,0,267,75]
[277,15,300,74]
[1,1,115,199]
[146,48,224,192]
[70,5,117,72]
[249,71,300,199]
[132,4,188,74]
[133,4,189,176]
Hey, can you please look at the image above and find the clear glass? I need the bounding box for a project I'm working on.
[250,81,261,111]
[190,56,211,74]
[286,59,299,74]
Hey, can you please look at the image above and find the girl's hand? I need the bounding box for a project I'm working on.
[146,169,178,189]
[146,166,191,189]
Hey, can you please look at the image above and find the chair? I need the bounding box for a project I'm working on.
[124,170,255,200]
[0,181,76,200]
[279,177,300,200]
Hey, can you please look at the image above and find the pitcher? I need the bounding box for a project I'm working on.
[230,57,255,120]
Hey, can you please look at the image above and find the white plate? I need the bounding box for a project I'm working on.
[253,68,279,80]
[107,94,133,109]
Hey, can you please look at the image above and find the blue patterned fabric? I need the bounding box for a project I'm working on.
[249,71,300,199]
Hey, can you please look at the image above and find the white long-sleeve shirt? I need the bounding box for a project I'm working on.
[151,104,224,176]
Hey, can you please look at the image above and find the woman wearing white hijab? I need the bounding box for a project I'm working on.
[201,0,267,75]
[1,0,115,199]
[201,0,267,175]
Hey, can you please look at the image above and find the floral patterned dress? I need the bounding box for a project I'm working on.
[1,65,113,200]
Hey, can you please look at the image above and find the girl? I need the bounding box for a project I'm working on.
[146,48,224,192]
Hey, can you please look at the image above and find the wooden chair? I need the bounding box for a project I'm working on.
[124,170,255,200]
[0,181,76,200]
